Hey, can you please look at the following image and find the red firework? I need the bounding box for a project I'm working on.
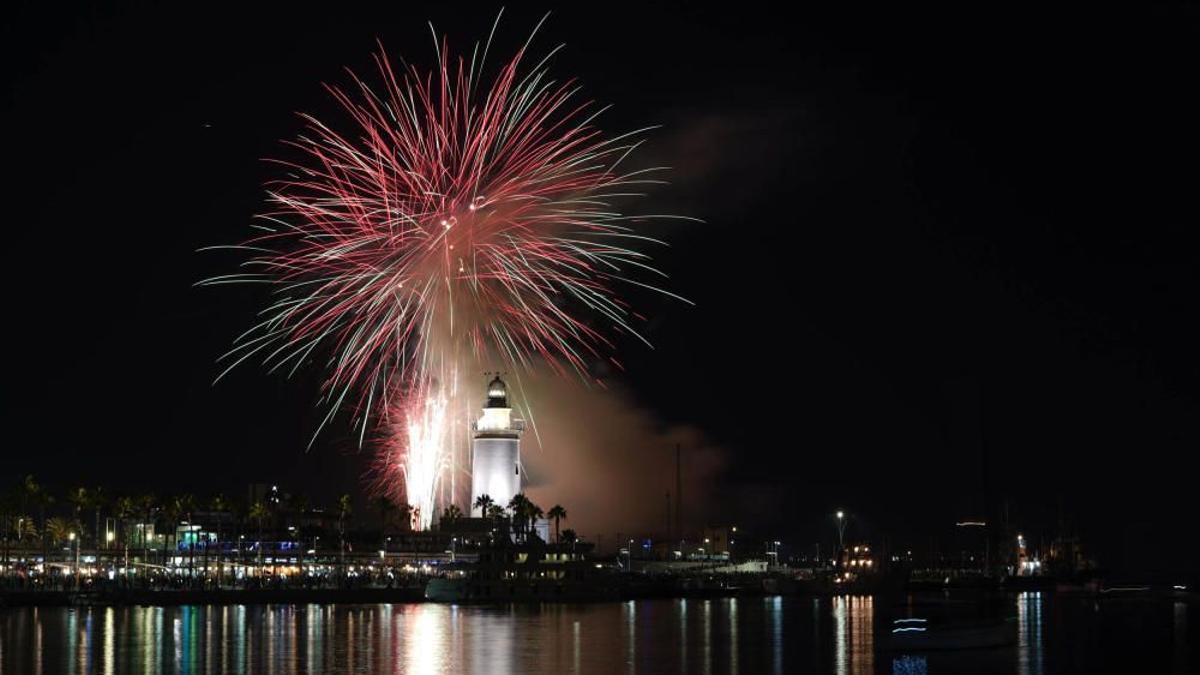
[204,17,688,521]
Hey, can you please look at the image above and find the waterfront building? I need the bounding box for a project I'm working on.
[838,543,876,582]
[701,525,738,557]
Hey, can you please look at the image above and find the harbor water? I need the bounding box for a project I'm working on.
[0,592,1194,674]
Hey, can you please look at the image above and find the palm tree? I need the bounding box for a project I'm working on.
[0,489,19,573]
[560,529,578,550]
[44,517,75,547]
[248,500,270,572]
[473,494,494,517]
[210,494,231,587]
[485,504,505,521]
[16,476,43,523]
[66,485,90,538]
[528,503,545,542]
[231,499,247,569]
[441,504,463,523]
[0,488,14,572]
[12,515,37,541]
[90,487,106,552]
[173,494,197,522]
[68,487,106,553]
[163,499,180,544]
[115,496,136,579]
[19,476,51,566]
[507,494,529,541]
[136,494,156,572]
[508,494,543,542]
[547,505,567,544]
[163,497,181,579]
[171,494,198,580]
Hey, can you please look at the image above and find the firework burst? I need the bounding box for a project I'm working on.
[204,15,687,525]
[384,378,450,530]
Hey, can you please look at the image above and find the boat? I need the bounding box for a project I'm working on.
[878,617,1016,651]
[423,541,621,602]
[424,577,471,602]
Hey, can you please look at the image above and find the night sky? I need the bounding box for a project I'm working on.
[4,3,1199,573]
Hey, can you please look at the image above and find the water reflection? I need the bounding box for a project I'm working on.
[770,596,782,675]
[728,597,738,674]
[1017,591,1044,675]
[572,619,580,673]
[408,604,447,675]
[103,608,114,675]
[892,654,928,675]
[832,595,874,675]
[623,600,635,674]
[36,608,43,675]
[1174,601,1188,672]
[702,599,712,675]
[0,593,1185,674]
[0,599,829,675]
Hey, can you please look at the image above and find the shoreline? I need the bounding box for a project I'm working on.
[0,587,425,607]
[3,585,1194,608]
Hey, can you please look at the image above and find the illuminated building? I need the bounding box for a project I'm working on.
[1015,532,1042,576]
[700,525,738,557]
[470,375,525,515]
[838,543,876,582]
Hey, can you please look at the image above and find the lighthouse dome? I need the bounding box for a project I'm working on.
[485,375,508,408]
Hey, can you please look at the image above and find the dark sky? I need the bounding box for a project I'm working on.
[4,2,1199,572]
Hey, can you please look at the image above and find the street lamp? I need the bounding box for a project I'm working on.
[835,511,847,564]
[767,540,781,565]
[69,532,80,586]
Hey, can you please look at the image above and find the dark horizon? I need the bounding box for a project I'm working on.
[4,2,1199,574]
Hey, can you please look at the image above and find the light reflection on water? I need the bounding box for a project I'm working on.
[1017,591,1044,675]
[832,594,874,675]
[0,593,1192,674]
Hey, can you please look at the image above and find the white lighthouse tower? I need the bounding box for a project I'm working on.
[470,375,524,515]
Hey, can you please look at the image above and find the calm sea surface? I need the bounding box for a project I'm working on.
[0,593,1193,674]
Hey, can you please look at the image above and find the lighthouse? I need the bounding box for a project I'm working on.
[470,374,524,515]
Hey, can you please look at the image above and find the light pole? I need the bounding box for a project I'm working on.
[835,511,847,565]
[767,540,781,566]
[69,531,79,587]
[105,529,115,580]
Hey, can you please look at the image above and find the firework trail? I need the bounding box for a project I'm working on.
[385,377,450,529]
[203,14,687,527]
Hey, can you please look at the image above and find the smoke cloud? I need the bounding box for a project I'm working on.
[510,373,726,544]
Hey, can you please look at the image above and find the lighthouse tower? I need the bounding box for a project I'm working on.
[470,375,524,515]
